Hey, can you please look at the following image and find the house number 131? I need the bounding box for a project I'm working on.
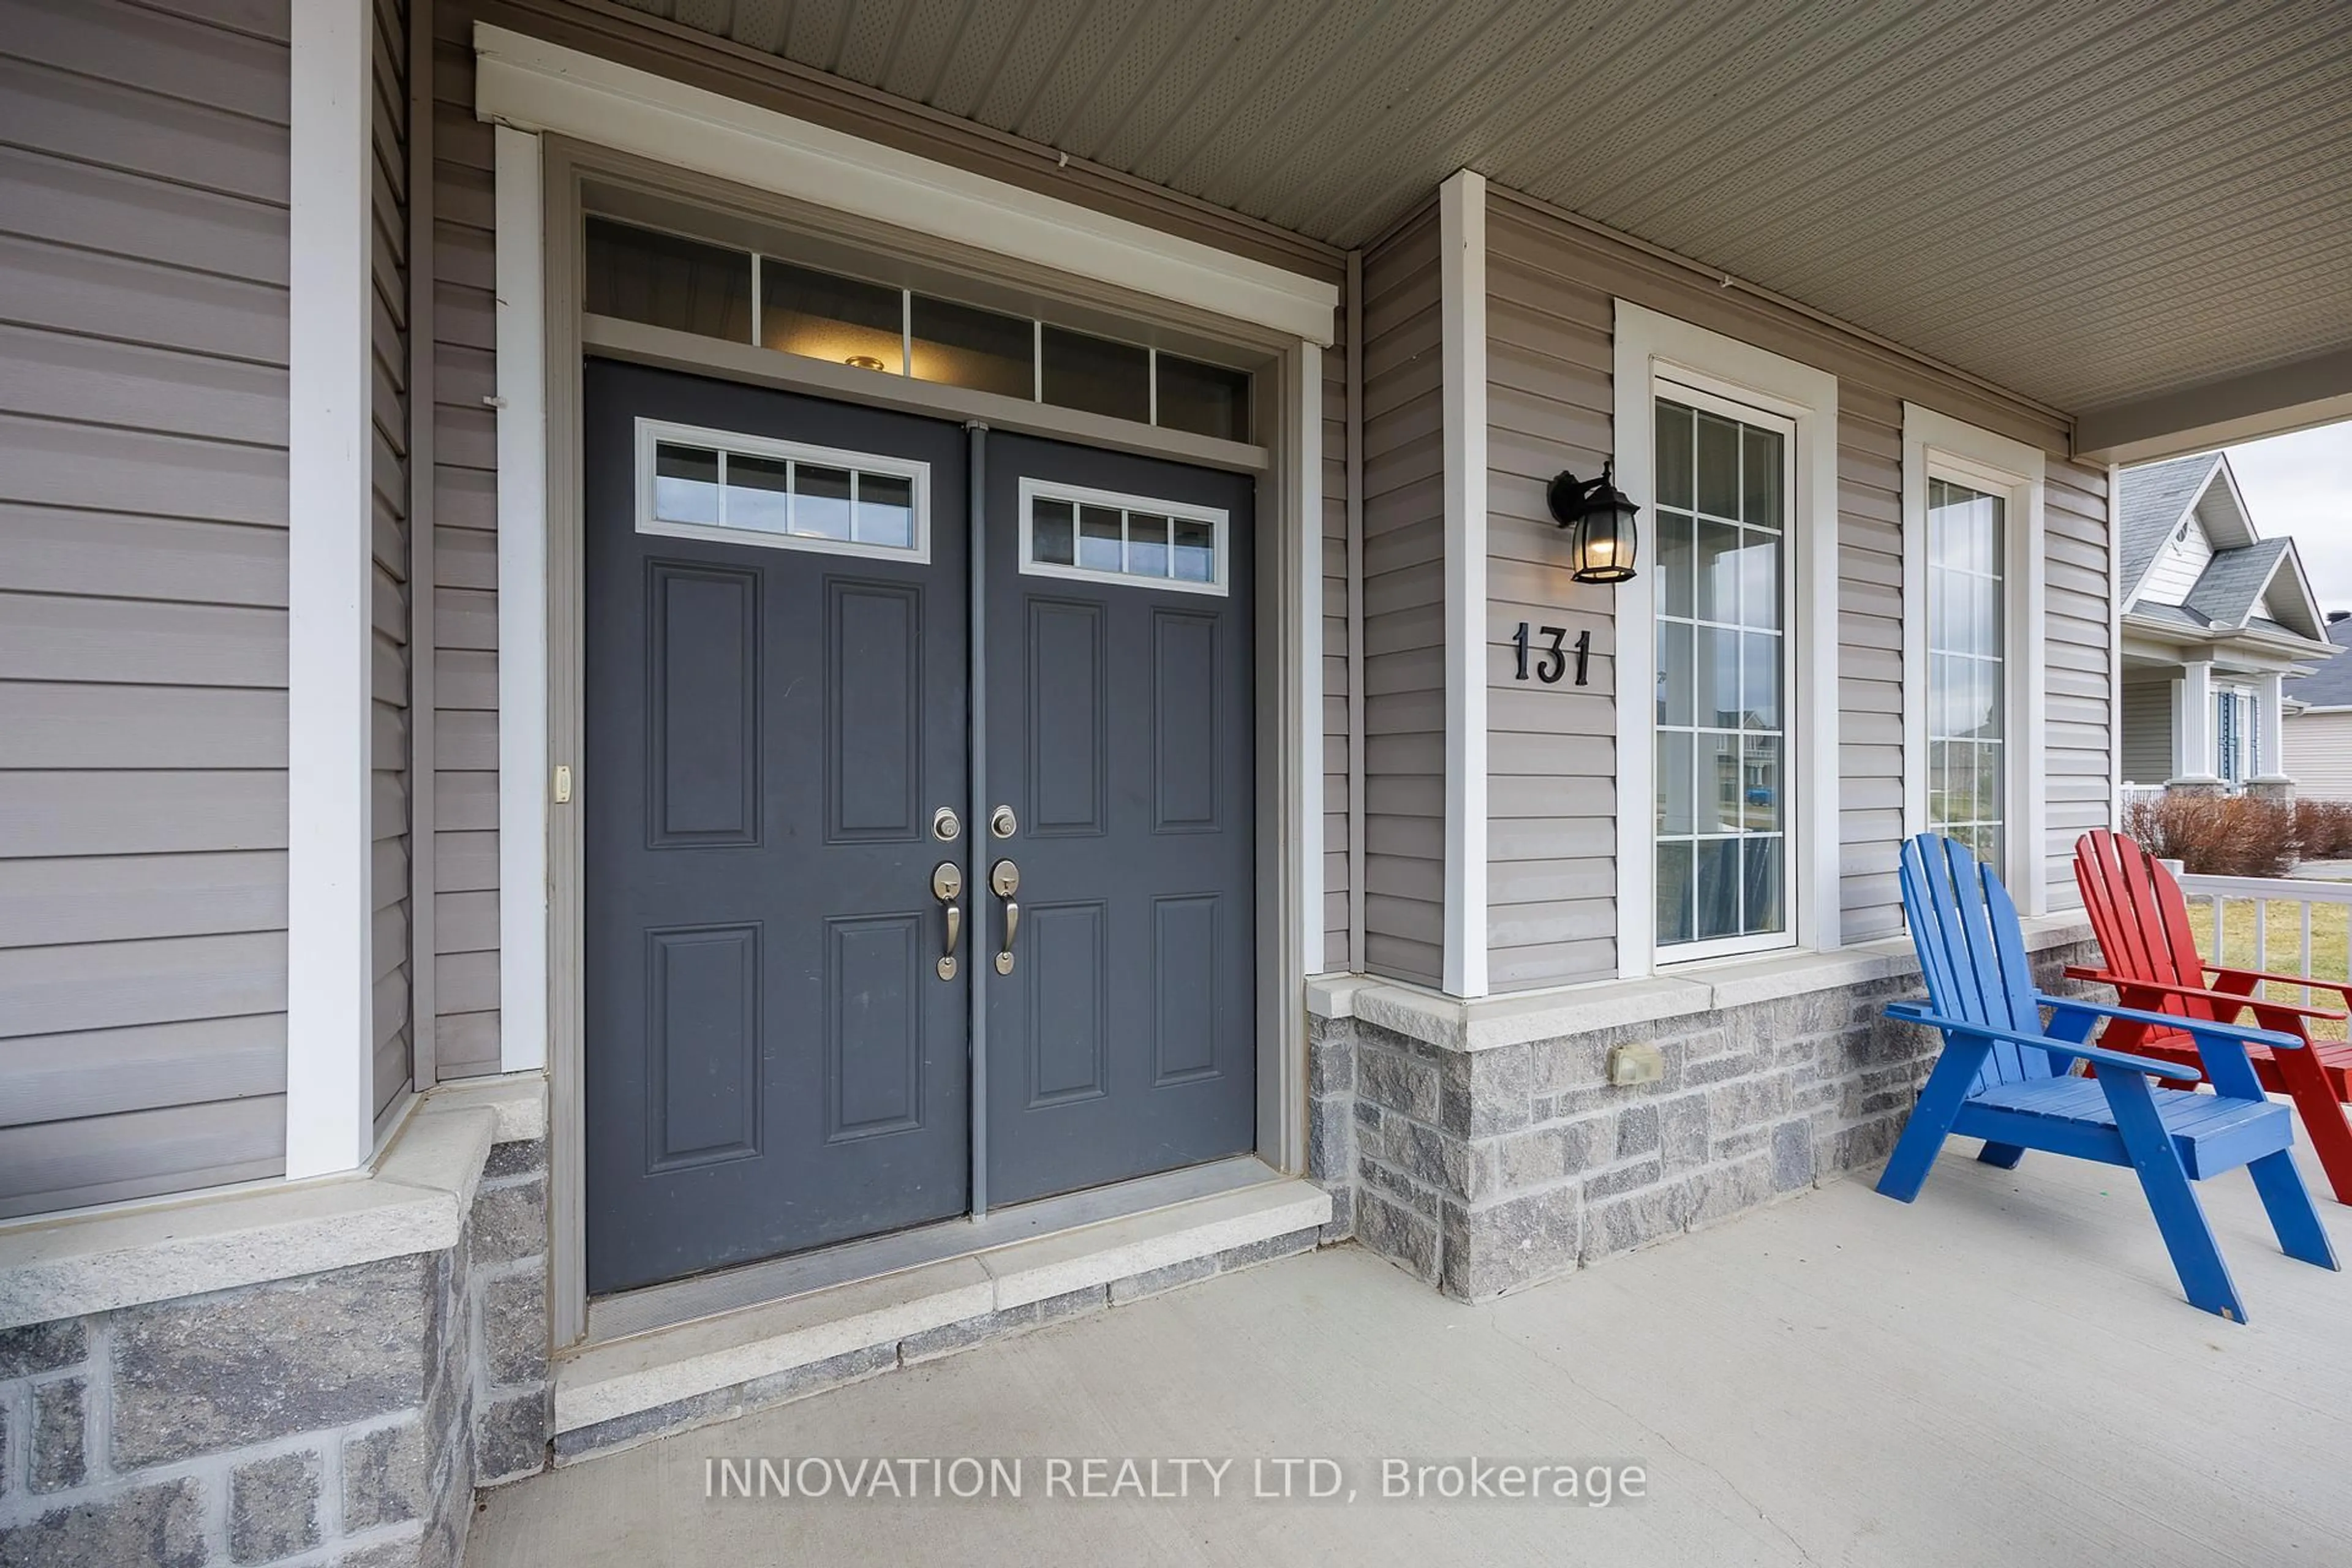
[1512,623,1591,686]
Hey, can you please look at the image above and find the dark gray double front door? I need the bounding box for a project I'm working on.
[584,361,1255,1295]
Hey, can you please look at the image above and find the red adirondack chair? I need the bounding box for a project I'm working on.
[2071,828,2352,1205]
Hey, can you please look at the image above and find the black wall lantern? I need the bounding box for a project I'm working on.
[1547,460,1640,584]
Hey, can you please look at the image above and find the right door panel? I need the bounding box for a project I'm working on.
[983,432,1257,1206]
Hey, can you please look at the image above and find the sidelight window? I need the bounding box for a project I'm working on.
[1651,394,1791,954]
[636,418,928,562]
[1926,478,2005,862]
[1020,478,1226,596]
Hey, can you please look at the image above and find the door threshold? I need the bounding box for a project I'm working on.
[586,1155,1285,1346]
[552,1165,1329,1454]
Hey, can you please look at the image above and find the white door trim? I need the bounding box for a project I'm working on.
[1899,402,2048,914]
[470,23,1337,346]
[496,125,551,1076]
[1611,301,1841,979]
[284,0,379,1178]
[1439,170,1489,999]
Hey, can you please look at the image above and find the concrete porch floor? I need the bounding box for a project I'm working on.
[469,1142,2352,1567]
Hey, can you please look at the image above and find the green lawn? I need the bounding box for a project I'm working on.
[2181,897,2352,1041]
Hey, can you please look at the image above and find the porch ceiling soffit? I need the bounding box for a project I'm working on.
[589,0,2352,431]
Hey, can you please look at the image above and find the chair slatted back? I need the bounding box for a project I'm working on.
[2073,829,2217,1022]
[1899,832,2056,1092]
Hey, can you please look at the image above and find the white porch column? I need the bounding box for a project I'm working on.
[2252,669,2290,783]
[2170,660,2218,785]
[284,0,378,1177]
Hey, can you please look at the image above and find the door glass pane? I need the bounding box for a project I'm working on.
[1156,353,1253,442]
[1032,499,1076,564]
[1172,518,1215,582]
[1042,326,1150,423]
[760,258,903,372]
[1926,478,2005,861]
[792,464,853,540]
[910,294,1033,398]
[654,443,720,524]
[1654,397,1790,951]
[1656,732,1693,834]
[1656,841,1694,946]
[726,454,792,533]
[856,473,916,548]
[585,218,753,344]
[1078,505,1123,571]
[1128,514,1170,578]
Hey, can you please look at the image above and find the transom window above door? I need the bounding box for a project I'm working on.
[634,418,929,562]
[1019,478,1228,596]
[1651,393,1793,957]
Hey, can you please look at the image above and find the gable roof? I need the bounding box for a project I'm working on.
[2287,619,2352,707]
[2117,453,2220,601]
[2184,537,2291,628]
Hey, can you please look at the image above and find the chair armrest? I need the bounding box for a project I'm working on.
[2204,964,2352,1006]
[2061,967,2345,1022]
[1885,1000,2201,1080]
[2035,992,2306,1052]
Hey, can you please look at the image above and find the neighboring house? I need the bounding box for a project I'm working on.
[2116,451,2335,800]
[2,4,2351,1564]
[2283,614,2352,801]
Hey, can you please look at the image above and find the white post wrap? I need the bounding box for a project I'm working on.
[285,0,379,1177]
[2172,661,2217,783]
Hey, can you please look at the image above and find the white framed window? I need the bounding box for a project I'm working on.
[1901,403,2046,912]
[632,417,931,562]
[1650,388,1795,958]
[1612,303,1841,978]
[2216,687,2256,783]
[1017,477,1228,597]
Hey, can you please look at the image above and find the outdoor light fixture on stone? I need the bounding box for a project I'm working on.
[1548,459,1640,584]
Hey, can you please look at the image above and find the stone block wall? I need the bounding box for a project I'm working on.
[1310,942,2100,1300]
[0,1136,552,1567]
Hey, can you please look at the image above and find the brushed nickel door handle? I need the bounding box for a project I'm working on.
[991,859,1020,974]
[932,861,963,980]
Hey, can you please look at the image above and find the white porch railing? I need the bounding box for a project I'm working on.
[2121,782,2166,809]
[2174,870,2352,1039]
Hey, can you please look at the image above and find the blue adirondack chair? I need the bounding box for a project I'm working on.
[1879,833,2338,1321]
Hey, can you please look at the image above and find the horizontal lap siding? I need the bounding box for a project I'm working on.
[1359,205,1445,986]
[372,0,415,1116]
[0,0,292,1215]
[2120,679,2174,788]
[431,7,500,1076]
[2285,712,2352,802]
[1482,191,2101,989]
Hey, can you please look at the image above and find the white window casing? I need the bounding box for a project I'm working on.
[1613,303,1839,979]
[1900,402,2047,914]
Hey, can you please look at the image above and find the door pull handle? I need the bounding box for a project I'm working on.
[932,862,963,980]
[991,859,1020,974]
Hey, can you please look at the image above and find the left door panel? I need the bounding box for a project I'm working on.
[583,361,968,1295]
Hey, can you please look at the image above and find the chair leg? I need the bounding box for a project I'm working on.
[1975,1142,2027,1169]
[2098,1070,2249,1322]
[1878,1044,1992,1203]
[2245,1150,2340,1270]
[2271,1046,2352,1207]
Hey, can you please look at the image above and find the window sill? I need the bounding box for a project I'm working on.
[1306,914,2093,1053]
[0,1074,547,1330]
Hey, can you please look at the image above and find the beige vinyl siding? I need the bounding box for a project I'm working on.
[1321,298,1352,970]
[1357,202,1445,986]
[2121,678,2175,788]
[2285,711,2352,802]
[1479,189,2106,990]
[428,4,502,1076]
[371,0,415,1115]
[0,0,292,1214]
[2137,516,2211,606]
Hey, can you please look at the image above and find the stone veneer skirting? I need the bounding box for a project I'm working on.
[1307,940,2101,1300]
[0,1110,551,1568]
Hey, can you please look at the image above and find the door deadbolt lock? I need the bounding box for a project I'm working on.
[931,806,961,842]
[990,804,1018,839]
[932,862,963,981]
